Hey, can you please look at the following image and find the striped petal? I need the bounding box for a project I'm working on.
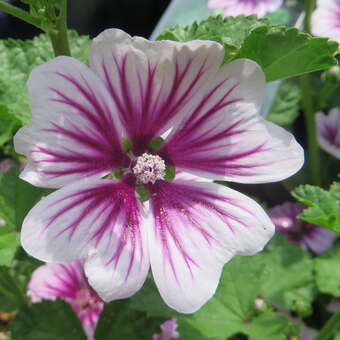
[14,56,129,188]
[21,175,150,301]
[28,261,84,302]
[158,59,304,183]
[89,28,225,155]
[316,109,340,159]
[147,180,274,313]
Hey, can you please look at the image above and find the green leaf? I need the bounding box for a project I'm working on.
[315,243,340,296]
[95,300,163,340]
[0,227,20,267]
[156,15,268,63]
[292,182,340,233]
[264,9,291,26]
[0,266,27,309]
[235,26,338,81]
[10,299,87,340]
[131,235,313,339]
[0,30,91,125]
[259,235,316,317]
[0,167,47,231]
[266,79,301,129]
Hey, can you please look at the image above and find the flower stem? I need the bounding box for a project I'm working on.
[0,1,43,30]
[304,0,315,33]
[48,0,71,57]
[300,75,321,186]
[300,0,321,185]
[315,308,340,340]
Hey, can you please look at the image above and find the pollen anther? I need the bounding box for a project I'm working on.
[133,153,166,184]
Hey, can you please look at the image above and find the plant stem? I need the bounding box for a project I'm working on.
[315,308,340,340]
[300,75,321,185]
[0,1,42,30]
[300,0,320,185]
[304,0,315,33]
[48,0,71,57]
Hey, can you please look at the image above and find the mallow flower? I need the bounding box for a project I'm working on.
[28,261,104,340]
[15,28,304,313]
[316,108,340,159]
[312,0,340,42]
[269,202,337,254]
[152,318,179,340]
[207,0,283,18]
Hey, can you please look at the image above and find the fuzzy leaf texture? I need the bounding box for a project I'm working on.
[10,299,87,340]
[156,15,268,63]
[292,180,340,233]
[130,235,313,339]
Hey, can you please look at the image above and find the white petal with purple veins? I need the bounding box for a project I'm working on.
[14,56,129,188]
[208,0,283,18]
[312,0,340,42]
[316,108,340,159]
[89,28,225,155]
[147,180,274,313]
[159,59,304,183]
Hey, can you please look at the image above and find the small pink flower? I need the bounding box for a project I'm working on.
[16,29,303,313]
[152,318,179,340]
[269,202,337,254]
[312,0,340,42]
[316,108,340,159]
[28,261,104,340]
[0,158,18,173]
[207,0,283,18]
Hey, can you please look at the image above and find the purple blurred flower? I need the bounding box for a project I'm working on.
[300,324,317,340]
[312,0,340,42]
[316,108,340,159]
[269,202,337,254]
[327,298,340,313]
[152,318,179,340]
[28,261,104,340]
[16,28,303,313]
[207,0,283,18]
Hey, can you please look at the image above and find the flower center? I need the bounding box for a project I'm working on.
[133,153,166,184]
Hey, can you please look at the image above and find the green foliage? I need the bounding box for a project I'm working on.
[264,8,291,26]
[266,79,301,129]
[95,300,163,340]
[315,243,340,296]
[0,227,20,267]
[235,26,338,81]
[0,31,91,153]
[10,299,87,340]
[292,180,340,233]
[156,15,268,63]
[0,168,47,232]
[157,16,338,82]
[130,235,313,339]
[0,266,27,309]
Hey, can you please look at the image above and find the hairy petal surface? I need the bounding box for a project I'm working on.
[147,180,274,313]
[208,0,283,18]
[159,59,304,183]
[316,108,340,159]
[14,56,129,188]
[89,28,225,155]
[21,176,150,301]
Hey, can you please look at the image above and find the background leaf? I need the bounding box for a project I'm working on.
[10,299,87,340]
[235,26,338,81]
[292,181,340,233]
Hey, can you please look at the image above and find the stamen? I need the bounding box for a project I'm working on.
[133,153,166,184]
